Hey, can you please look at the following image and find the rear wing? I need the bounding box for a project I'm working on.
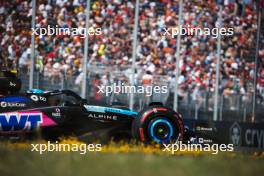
[0,70,21,95]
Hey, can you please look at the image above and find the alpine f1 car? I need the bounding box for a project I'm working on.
[0,70,193,143]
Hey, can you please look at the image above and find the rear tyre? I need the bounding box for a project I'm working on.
[132,106,184,144]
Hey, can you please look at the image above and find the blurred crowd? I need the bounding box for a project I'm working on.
[0,0,263,101]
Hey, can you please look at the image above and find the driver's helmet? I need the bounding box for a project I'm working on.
[27,89,44,94]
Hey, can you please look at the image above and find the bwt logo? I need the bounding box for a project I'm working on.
[0,113,42,131]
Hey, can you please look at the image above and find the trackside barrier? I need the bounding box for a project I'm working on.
[184,119,264,150]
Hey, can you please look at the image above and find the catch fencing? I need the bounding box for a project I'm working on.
[18,66,264,123]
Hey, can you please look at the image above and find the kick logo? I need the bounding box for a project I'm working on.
[0,113,42,131]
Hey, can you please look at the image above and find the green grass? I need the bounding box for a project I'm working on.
[0,147,263,176]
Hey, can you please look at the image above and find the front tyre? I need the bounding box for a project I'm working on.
[132,106,184,144]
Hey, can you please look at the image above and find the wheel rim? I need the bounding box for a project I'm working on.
[148,119,173,143]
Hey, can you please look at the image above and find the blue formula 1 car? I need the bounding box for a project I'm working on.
[0,70,193,144]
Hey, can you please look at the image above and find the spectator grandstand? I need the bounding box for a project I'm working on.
[0,0,263,106]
